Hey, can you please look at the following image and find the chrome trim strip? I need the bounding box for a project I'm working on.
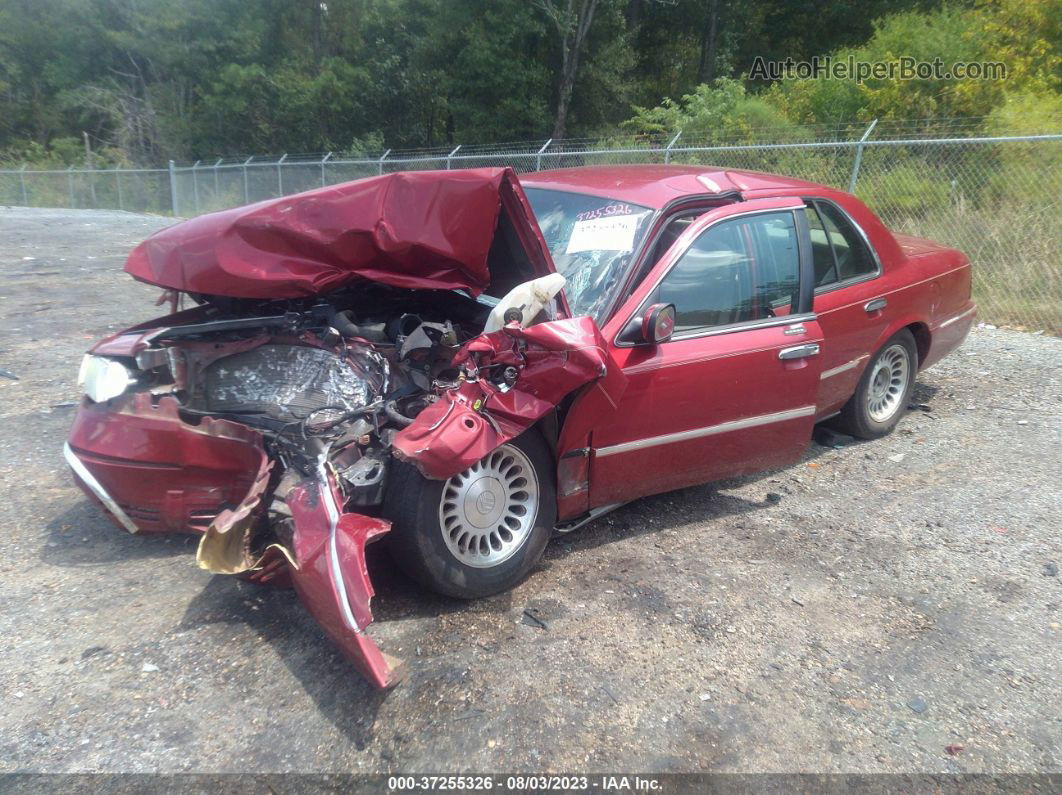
[595,405,817,457]
[939,306,977,329]
[63,442,140,534]
[427,399,455,431]
[554,502,625,534]
[820,355,869,380]
[668,312,818,343]
[318,450,364,634]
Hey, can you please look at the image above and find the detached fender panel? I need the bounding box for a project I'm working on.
[287,476,403,690]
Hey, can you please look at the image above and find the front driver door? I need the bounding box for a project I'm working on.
[587,198,824,507]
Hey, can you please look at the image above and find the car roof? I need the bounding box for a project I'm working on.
[520,164,826,209]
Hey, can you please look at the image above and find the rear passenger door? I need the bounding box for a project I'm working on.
[804,198,888,416]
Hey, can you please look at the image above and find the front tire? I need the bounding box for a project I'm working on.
[835,329,917,439]
[384,431,555,599]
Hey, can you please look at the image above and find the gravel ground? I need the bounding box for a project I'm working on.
[0,207,1059,775]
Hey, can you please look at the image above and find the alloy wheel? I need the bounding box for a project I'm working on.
[438,444,539,568]
[867,343,910,423]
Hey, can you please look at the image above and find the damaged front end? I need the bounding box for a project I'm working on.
[65,169,616,689]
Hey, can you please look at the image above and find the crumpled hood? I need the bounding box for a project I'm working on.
[125,167,552,298]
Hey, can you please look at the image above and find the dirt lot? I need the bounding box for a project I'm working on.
[0,206,1058,775]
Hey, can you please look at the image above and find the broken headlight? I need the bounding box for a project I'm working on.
[78,355,135,403]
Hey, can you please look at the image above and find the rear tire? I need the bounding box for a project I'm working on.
[835,329,917,440]
[384,430,555,599]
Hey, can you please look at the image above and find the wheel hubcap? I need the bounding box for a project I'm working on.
[867,344,910,423]
[439,444,539,568]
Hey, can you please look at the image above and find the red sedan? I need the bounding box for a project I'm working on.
[65,165,976,688]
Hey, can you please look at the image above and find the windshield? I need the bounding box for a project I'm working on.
[524,188,654,321]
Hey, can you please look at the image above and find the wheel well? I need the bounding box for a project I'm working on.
[906,322,930,368]
[532,411,560,462]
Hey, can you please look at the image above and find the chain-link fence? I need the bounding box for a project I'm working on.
[2,125,1059,333]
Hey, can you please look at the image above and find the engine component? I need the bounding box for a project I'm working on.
[384,400,415,428]
[338,451,388,506]
[333,310,389,343]
[201,344,380,425]
[398,321,457,359]
[395,318,460,389]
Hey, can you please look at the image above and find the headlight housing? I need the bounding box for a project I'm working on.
[78,355,135,402]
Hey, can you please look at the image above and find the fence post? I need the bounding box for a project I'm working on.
[192,160,201,213]
[378,149,391,175]
[169,160,179,216]
[67,166,76,208]
[446,145,461,170]
[535,139,553,171]
[321,152,332,187]
[847,119,878,194]
[19,165,28,206]
[242,156,253,204]
[277,154,287,195]
[115,168,123,211]
[213,158,222,204]
[664,131,682,164]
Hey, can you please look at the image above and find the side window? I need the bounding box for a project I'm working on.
[648,215,696,266]
[816,201,877,281]
[624,209,709,307]
[805,204,839,287]
[650,211,800,333]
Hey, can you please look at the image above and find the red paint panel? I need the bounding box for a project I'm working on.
[287,480,402,690]
[589,322,824,506]
[522,165,822,209]
[126,169,550,299]
[67,394,265,533]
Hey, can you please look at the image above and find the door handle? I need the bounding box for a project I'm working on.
[864,298,887,313]
[779,343,821,360]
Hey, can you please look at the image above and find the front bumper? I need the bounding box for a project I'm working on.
[63,441,139,533]
[66,393,266,534]
[65,391,402,689]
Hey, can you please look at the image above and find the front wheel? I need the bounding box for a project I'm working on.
[835,329,917,439]
[384,431,555,599]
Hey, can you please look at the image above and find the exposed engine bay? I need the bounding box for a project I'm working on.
[88,280,570,562]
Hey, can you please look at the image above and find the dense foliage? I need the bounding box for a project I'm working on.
[0,0,1058,165]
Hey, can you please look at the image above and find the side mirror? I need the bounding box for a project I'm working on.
[641,303,676,345]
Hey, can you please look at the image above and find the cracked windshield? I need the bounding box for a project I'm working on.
[525,188,654,321]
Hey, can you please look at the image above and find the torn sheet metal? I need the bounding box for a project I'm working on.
[194,449,276,574]
[287,473,403,689]
[392,316,626,480]
[125,168,553,299]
